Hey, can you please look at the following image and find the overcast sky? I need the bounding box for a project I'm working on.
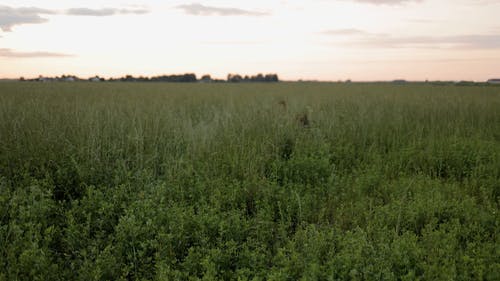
[1,0,499,81]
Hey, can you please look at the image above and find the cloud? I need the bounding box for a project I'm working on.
[353,34,500,49]
[344,0,423,4]
[0,5,54,32]
[0,48,74,58]
[65,8,149,16]
[0,5,150,31]
[322,29,367,35]
[324,29,500,49]
[175,3,269,16]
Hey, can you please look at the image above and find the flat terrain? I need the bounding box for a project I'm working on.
[0,82,499,280]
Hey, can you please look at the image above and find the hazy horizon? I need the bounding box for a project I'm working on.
[1,0,499,81]
[2,74,499,83]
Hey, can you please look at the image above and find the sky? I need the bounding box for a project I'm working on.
[0,0,499,81]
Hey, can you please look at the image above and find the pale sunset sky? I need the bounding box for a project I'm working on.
[1,0,499,81]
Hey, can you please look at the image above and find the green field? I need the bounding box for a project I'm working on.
[0,82,499,280]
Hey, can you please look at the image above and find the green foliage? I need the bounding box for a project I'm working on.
[0,82,499,280]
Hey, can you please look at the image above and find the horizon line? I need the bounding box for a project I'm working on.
[1,73,500,83]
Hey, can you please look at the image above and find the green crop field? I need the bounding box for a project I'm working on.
[0,82,499,280]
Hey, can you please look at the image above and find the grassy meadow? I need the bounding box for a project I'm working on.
[0,82,499,280]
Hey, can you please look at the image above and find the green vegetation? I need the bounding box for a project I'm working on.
[0,82,499,280]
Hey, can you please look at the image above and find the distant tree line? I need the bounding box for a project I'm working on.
[112,74,198,83]
[227,74,279,83]
[20,73,280,83]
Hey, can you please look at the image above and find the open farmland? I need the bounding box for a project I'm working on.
[0,82,499,280]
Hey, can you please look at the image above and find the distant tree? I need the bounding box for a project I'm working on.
[122,75,135,82]
[200,75,212,83]
[180,74,196,82]
[149,73,197,83]
[227,74,243,83]
[137,76,149,82]
[265,74,279,82]
[251,74,265,82]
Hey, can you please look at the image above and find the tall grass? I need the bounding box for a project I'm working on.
[0,82,499,280]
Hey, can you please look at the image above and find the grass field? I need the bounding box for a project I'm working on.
[0,82,499,280]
